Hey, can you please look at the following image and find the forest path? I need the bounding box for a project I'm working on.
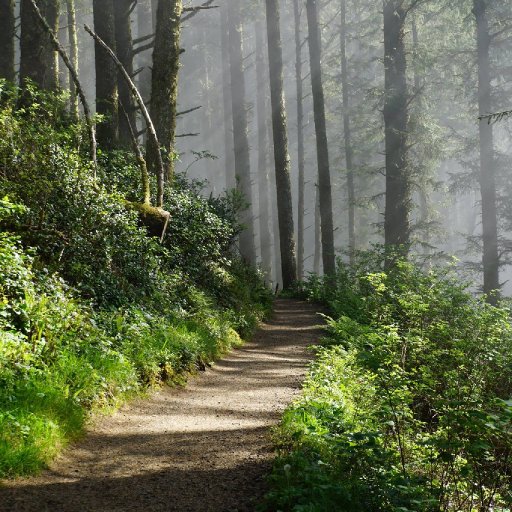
[0,299,324,512]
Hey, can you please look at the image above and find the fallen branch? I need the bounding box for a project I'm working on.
[84,24,166,207]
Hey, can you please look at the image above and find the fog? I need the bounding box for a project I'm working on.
[17,0,512,293]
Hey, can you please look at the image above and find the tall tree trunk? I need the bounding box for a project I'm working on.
[473,0,500,300]
[340,0,356,266]
[306,0,335,277]
[147,0,183,207]
[265,0,297,288]
[220,9,235,190]
[20,0,60,92]
[255,20,272,283]
[93,0,118,149]
[228,3,256,265]
[293,0,306,281]
[0,0,16,82]
[383,0,410,253]
[115,0,136,148]
[136,0,153,142]
[411,18,431,256]
[66,0,79,119]
[314,185,321,275]
[200,27,215,192]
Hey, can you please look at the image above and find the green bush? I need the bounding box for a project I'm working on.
[263,255,512,512]
[0,85,272,478]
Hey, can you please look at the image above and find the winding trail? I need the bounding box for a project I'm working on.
[0,299,324,512]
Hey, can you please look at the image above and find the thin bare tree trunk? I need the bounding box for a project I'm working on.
[255,20,272,283]
[314,185,321,275]
[29,0,96,170]
[115,0,137,148]
[265,0,297,288]
[340,0,356,266]
[93,0,118,149]
[306,0,335,277]
[66,0,79,119]
[228,3,256,265]
[136,0,153,107]
[0,0,15,82]
[293,0,306,281]
[20,0,60,92]
[220,9,235,190]
[473,0,500,301]
[85,24,165,195]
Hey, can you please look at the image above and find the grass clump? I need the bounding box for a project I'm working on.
[262,254,512,512]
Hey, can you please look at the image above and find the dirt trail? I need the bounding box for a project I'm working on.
[0,299,324,512]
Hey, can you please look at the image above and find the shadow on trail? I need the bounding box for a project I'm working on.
[0,299,324,512]
[1,453,268,512]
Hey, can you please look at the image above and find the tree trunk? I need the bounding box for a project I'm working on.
[115,0,136,148]
[20,0,60,92]
[473,0,500,300]
[293,0,306,281]
[265,0,297,288]
[0,0,15,82]
[66,0,79,119]
[306,0,335,277]
[136,0,153,142]
[228,3,256,265]
[340,0,356,266]
[93,0,118,149]
[411,18,431,256]
[255,20,272,284]
[147,0,183,207]
[220,9,235,190]
[314,185,321,275]
[383,0,410,253]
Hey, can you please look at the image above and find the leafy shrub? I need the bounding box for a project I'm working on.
[263,255,512,511]
[0,86,272,478]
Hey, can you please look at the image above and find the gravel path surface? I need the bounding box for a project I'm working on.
[0,299,324,512]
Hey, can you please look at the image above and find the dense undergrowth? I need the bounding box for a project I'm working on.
[0,84,272,478]
[263,252,512,512]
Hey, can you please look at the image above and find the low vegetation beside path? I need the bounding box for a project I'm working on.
[0,90,272,478]
[262,253,512,512]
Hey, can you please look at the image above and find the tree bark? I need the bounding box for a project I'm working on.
[473,0,500,300]
[340,0,356,266]
[255,20,272,283]
[383,0,410,254]
[293,0,306,281]
[136,0,153,143]
[314,185,321,275]
[93,0,118,149]
[147,0,183,207]
[228,3,256,265]
[115,0,137,148]
[20,0,60,92]
[29,0,97,170]
[0,0,15,82]
[66,0,79,119]
[220,8,235,190]
[85,23,165,195]
[265,0,297,288]
[306,0,335,277]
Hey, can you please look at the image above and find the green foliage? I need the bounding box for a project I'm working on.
[0,87,272,478]
[263,254,512,511]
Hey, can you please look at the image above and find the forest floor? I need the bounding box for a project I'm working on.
[0,299,324,512]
